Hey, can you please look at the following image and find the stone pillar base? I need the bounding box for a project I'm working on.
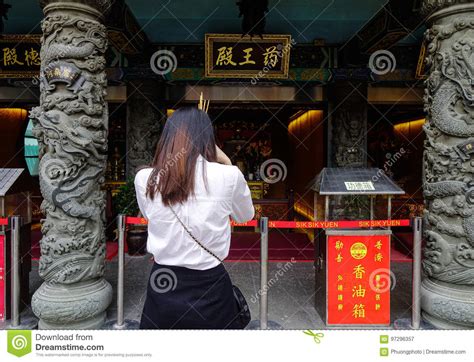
[421,278,474,329]
[32,278,112,330]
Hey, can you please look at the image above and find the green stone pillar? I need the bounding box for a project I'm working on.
[30,0,112,329]
[421,0,474,328]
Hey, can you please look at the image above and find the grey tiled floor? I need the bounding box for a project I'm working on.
[28,255,412,329]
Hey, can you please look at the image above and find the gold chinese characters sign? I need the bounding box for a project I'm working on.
[0,35,41,78]
[205,34,291,79]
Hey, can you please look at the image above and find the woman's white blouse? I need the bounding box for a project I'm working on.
[134,155,255,270]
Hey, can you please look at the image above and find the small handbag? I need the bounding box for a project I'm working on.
[169,206,251,329]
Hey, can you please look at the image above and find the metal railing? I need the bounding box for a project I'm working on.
[106,215,423,330]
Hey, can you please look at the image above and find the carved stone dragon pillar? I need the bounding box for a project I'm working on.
[421,0,474,328]
[30,0,112,329]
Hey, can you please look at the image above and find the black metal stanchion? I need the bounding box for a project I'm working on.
[0,216,37,329]
[104,214,140,329]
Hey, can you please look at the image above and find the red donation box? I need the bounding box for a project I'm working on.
[326,230,391,326]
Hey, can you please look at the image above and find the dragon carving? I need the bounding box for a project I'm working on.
[422,19,474,284]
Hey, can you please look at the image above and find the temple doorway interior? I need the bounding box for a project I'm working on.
[366,104,426,218]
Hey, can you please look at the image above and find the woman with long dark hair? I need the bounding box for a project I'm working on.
[135,107,254,329]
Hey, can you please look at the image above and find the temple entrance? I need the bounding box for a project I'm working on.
[3,0,471,334]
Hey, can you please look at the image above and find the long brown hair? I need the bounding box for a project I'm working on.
[146,107,217,206]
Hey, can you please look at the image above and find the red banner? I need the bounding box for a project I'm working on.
[327,234,391,325]
[125,217,409,229]
[0,234,5,321]
[268,219,410,229]
[230,220,258,227]
[0,218,8,226]
[125,217,258,227]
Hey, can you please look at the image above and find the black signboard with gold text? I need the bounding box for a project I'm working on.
[205,34,291,79]
[0,35,41,78]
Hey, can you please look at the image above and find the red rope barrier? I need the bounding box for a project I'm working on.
[267,219,411,229]
[230,220,258,227]
[125,216,147,225]
[124,216,410,229]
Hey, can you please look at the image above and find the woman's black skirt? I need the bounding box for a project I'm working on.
[139,262,242,329]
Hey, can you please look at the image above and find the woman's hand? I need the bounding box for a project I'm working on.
[216,145,232,165]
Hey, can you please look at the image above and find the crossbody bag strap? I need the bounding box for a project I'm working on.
[169,205,223,264]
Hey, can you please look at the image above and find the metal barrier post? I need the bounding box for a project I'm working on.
[117,214,125,327]
[260,217,268,329]
[247,217,282,330]
[370,196,374,221]
[103,214,140,329]
[11,216,20,327]
[394,217,432,330]
[412,217,422,329]
[26,192,32,224]
[1,216,38,329]
[387,196,392,231]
